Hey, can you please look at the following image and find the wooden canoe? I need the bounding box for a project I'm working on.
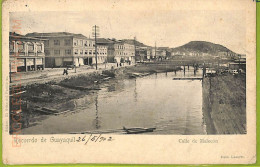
[123,126,156,134]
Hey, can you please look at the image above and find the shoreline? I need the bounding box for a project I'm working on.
[202,74,246,134]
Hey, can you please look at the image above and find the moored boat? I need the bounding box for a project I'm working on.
[123,126,156,134]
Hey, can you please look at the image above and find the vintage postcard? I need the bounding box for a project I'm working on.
[2,0,256,165]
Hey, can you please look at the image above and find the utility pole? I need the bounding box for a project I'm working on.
[92,25,100,70]
[155,42,157,61]
[134,36,137,64]
[238,54,241,72]
[9,64,12,83]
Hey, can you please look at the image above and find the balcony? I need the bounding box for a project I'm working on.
[37,52,45,57]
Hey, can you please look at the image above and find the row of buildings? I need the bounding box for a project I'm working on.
[9,32,171,72]
[10,31,244,73]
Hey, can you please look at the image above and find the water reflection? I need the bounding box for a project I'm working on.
[22,68,206,135]
[134,78,137,102]
[94,93,101,129]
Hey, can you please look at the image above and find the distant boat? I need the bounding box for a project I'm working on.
[123,126,156,134]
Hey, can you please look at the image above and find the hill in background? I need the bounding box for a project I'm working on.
[171,41,237,56]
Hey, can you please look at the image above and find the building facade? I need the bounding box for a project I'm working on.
[26,32,106,67]
[9,32,45,73]
[96,38,135,63]
[151,47,166,60]
[96,44,108,64]
[114,41,135,63]
[135,46,152,62]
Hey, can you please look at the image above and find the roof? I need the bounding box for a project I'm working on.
[10,32,47,41]
[25,32,91,40]
[121,39,148,47]
[96,38,114,44]
[157,47,170,50]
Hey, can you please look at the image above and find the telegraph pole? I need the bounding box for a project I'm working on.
[95,25,97,70]
[92,25,100,70]
[155,42,157,61]
[134,36,136,64]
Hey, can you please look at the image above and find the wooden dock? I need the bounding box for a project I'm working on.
[173,78,203,80]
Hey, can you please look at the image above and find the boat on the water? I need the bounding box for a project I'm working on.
[123,126,156,134]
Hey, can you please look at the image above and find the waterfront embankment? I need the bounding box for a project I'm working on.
[202,74,246,134]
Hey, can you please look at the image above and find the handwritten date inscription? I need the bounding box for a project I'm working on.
[76,134,115,145]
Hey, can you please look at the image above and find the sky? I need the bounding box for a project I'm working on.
[10,10,246,54]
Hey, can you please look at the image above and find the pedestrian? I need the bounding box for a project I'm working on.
[63,69,66,75]
[117,63,118,67]
[120,62,122,67]
[66,69,68,75]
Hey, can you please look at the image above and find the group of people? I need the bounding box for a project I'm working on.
[116,63,123,67]
[116,61,131,67]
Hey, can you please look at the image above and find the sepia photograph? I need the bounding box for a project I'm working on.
[9,10,247,135]
[2,0,256,165]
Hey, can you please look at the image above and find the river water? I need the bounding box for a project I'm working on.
[22,67,207,134]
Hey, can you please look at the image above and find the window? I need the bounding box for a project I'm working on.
[65,49,71,55]
[64,39,71,46]
[80,50,83,54]
[85,50,88,54]
[54,50,60,55]
[45,40,49,47]
[37,45,42,52]
[74,40,78,46]
[54,40,60,45]
[10,42,14,52]
[74,49,78,54]
[85,41,88,46]
[28,44,34,52]
[45,50,50,56]
[80,40,83,46]
[89,50,92,55]
[17,43,24,52]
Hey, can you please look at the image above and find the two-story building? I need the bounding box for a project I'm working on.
[96,38,135,63]
[96,38,115,63]
[96,45,108,64]
[114,40,135,63]
[26,32,101,67]
[151,47,166,60]
[9,32,46,73]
